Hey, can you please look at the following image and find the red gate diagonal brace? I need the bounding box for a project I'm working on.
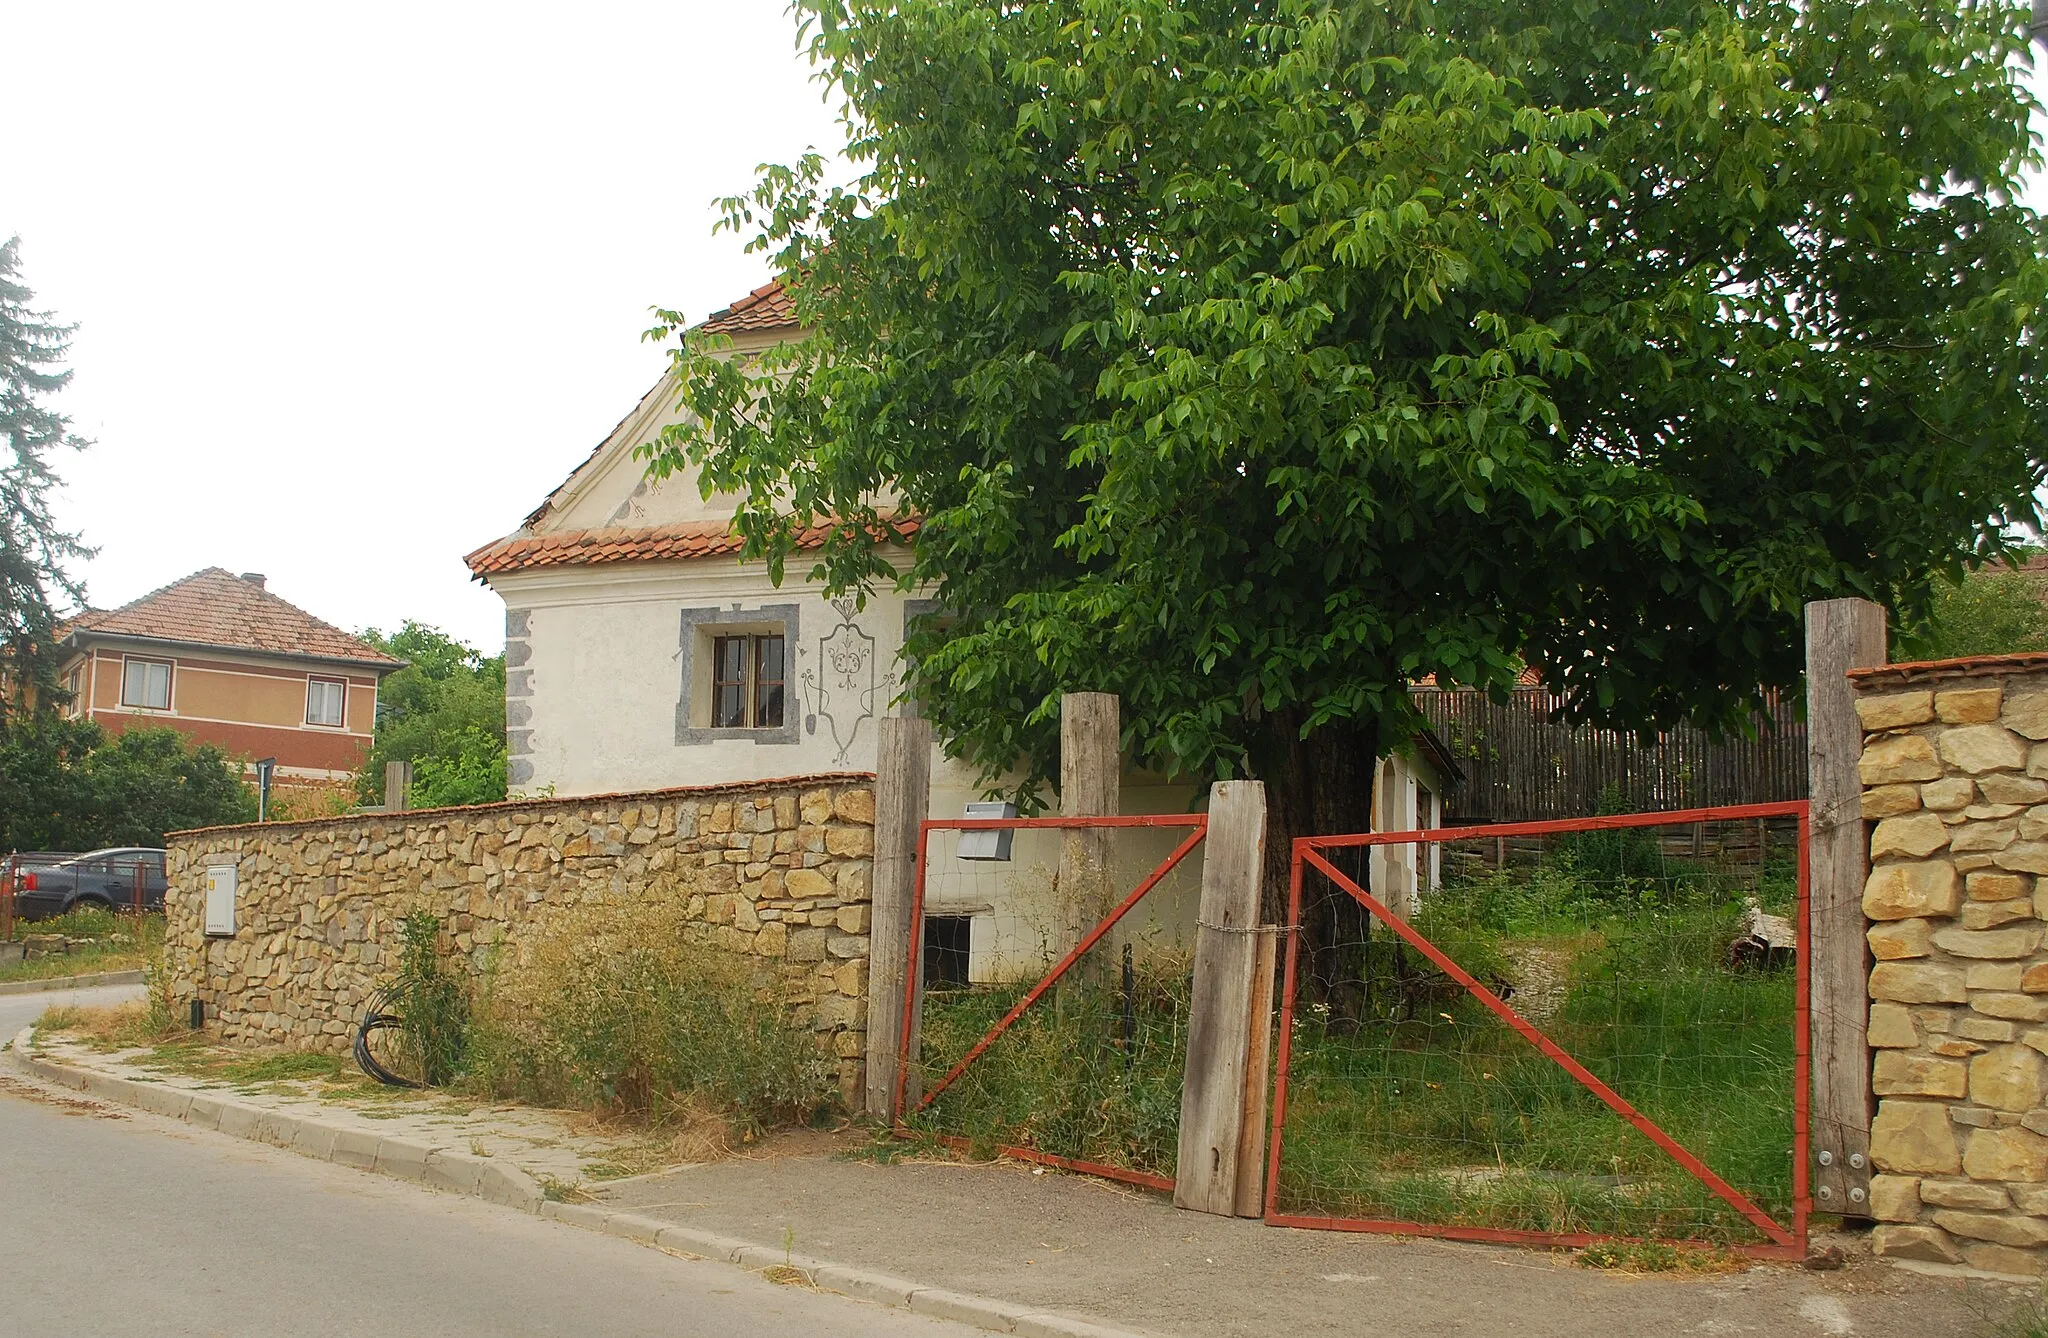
[894,818,1209,1125]
[1272,840,1802,1255]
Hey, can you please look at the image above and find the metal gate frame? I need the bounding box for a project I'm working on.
[1263,802,1811,1259]
[891,812,1209,1192]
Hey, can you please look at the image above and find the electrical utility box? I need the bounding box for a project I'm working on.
[957,801,1018,862]
[203,864,238,937]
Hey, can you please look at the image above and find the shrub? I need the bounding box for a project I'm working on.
[463,902,834,1137]
[390,910,470,1086]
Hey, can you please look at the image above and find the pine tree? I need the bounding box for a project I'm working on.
[0,236,92,722]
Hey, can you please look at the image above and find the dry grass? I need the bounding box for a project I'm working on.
[36,1000,177,1051]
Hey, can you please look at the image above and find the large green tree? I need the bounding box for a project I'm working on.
[354,622,507,809]
[0,237,93,721]
[648,0,2048,988]
[0,717,255,851]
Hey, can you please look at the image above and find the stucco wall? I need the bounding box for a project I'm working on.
[1853,659,2048,1277]
[165,774,878,1103]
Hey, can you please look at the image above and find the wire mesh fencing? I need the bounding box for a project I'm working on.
[1267,805,1809,1255]
[894,815,1208,1189]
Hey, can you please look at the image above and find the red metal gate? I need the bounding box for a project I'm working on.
[893,812,1209,1191]
[1264,803,1810,1258]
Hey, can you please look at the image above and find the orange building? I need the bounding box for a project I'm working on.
[54,568,403,783]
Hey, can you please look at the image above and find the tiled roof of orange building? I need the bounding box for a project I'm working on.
[700,280,798,334]
[464,515,918,577]
[61,569,403,668]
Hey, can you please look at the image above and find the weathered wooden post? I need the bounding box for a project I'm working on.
[1057,692,1121,961]
[1175,779,1268,1215]
[384,759,413,813]
[866,713,932,1119]
[1233,927,1280,1217]
[1805,597,1887,1217]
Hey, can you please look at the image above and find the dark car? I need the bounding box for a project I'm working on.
[8,848,168,920]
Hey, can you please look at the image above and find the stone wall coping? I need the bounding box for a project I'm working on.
[1850,653,2048,689]
[166,770,878,843]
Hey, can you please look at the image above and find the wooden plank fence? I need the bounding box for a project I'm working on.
[1416,688,1806,824]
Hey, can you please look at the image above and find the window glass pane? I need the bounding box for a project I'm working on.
[756,682,784,728]
[123,660,170,709]
[715,637,746,684]
[714,683,746,729]
[308,679,344,726]
[757,635,784,685]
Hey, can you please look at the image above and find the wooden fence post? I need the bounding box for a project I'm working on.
[866,714,932,1120]
[1058,692,1121,964]
[1805,597,1887,1217]
[1175,779,1268,1216]
[384,760,413,813]
[1233,928,1279,1218]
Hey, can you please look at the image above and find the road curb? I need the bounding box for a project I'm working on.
[0,969,146,996]
[0,1031,1151,1338]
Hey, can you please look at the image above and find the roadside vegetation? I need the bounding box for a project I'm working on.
[0,907,162,985]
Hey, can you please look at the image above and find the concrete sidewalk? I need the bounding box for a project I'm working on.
[7,1020,2013,1338]
[590,1152,1992,1338]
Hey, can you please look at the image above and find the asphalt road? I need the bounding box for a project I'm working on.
[0,986,975,1338]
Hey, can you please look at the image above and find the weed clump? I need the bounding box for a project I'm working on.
[462,902,835,1139]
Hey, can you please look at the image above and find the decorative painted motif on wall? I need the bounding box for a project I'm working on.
[802,597,877,766]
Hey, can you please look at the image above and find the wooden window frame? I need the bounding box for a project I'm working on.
[119,657,173,711]
[710,634,786,730]
[306,676,348,729]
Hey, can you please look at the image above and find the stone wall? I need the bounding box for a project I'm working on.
[1853,657,2048,1276]
[165,773,878,1102]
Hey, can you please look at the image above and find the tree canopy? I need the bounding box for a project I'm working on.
[648,0,2048,821]
[354,622,506,810]
[0,237,92,722]
[0,717,255,851]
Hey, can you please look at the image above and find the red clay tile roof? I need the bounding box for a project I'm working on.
[700,280,798,335]
[60,569,403,669]
[464,515,918,578]
[1849,652,2048,686]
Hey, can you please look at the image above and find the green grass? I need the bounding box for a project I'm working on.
[1275,858,1798,1247]
[906,949,1192,1180]
[0,911,162,984]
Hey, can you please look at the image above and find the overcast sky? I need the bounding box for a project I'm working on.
[6,2,844,652]
[8,6,2048,655]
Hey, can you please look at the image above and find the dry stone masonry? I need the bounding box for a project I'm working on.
[164,774,878,1102]
[1853,656,2048,1276]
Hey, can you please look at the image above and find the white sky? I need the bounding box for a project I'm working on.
[6,2,845,653]
[7,6,2048,654]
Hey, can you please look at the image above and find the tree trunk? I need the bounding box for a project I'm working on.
[1255,711,1379,1026]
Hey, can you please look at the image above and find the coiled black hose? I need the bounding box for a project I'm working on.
[353,985,422,1088]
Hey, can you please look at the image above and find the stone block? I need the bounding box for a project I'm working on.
[1863,785,1924,819]
[1920,1179,2012,1210]
[1944,726,2032,775]
[837,862,870,900]
[1953,822,2020,854]
[1873,1100,1964,1173]
[2007,692,2048,741]
[1873,813,1951,859]
[1862,735,1945,786]
[2002,844,2048,876]
[2012,1185,2048,1215]
[832,788,876,824]
[1962,1242,2048,1277]
[1865,862,1962,920]
[1963,901,2035,930]
[1972,964,2027,991]
[787,928,829,963]
[1973,1045,2048,1111]
[1869,1003,1921,1048]
[1874,1051,1968,1098]
[1975,993,2048,1022]
[825,826,874,858]
[1936,926,2045,959]
[754,922,788,958]
[1984,774,2048,805]
[1932,1210,2048,1247]
[1958,1016,2021,1043]
[1870,1175,1922,1222]
[1868,919,1935,961]
[1871,1224,1962,1264]
[1870,962,1968,1004]
[836,903,870,934]
[784,868,833,900]
[1971,872,2032,902]
[1941,686,2008,725]
[1965,1127,2048,1181]
[800,789,834,825]
[2025,964,2048,995]
[2027,808,2048,841]
[1923,778,1977,812]
[1860,692,1936,729]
